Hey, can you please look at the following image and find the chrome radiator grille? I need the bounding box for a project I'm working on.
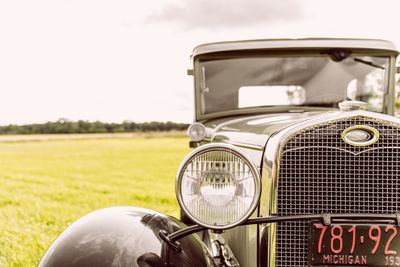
[275,116,400,267]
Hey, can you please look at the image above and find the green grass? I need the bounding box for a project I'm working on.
[0,137,190,266]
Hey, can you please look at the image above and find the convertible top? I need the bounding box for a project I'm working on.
[192,38,399,57]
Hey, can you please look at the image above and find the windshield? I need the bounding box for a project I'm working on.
[197,53,390,117]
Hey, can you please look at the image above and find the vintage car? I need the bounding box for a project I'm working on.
[39,38,400,267]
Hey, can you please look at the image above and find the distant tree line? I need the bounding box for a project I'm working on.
[0,118,190,135]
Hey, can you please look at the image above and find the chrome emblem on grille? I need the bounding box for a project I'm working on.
[341,125,379,146]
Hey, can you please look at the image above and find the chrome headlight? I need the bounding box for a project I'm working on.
[187,122,207,141]
[176,143,261,229]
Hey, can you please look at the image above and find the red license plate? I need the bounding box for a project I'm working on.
[309,223,400,266]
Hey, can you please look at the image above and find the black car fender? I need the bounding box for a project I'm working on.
[38,206,214,267]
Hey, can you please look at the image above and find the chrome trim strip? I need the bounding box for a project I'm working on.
[192,38,399,58]
[387,55,398,116]
[197,105,336,121]
[216,140,264,151]
[283,145,397,156]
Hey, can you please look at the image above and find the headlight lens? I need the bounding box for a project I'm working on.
[176,144,260,229]
[187,122,206,141]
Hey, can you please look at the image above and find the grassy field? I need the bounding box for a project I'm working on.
[0,135,190,266]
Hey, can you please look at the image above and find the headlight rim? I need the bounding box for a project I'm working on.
[176,143,261,230]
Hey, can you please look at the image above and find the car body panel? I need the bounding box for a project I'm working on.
[203,111,336,165]
[38,207,213,267]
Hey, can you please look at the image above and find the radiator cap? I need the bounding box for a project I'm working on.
[338,100,367,111]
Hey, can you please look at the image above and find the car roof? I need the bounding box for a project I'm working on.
[192,38,399,57]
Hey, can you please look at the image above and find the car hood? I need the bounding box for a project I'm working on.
[204,111,338,165]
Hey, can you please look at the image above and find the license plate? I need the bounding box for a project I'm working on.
[309,223,400,266]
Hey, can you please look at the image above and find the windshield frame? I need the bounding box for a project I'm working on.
[193,49,397,121]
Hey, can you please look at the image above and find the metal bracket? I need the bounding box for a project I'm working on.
[189,141,201,148]
[209,232,240,267]
[160,213,400,247]
[322,213,332,226]
[159,230,182,252]
[395,213,400,227]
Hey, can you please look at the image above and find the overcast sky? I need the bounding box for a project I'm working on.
[0,0,399,125]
